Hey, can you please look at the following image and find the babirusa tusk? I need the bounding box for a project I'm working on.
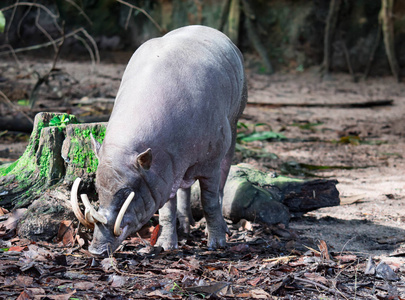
[114,192,135,236]
[70,178,94,229]
[80,194,107,224]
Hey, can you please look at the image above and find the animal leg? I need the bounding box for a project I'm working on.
[156,197,178,250]
[199,172,230,249]
[176,188,195,236]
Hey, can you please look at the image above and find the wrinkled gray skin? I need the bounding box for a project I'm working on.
[89,25,247,256]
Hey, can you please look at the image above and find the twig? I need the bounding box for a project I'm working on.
[29,24,66,108]
[124,7,133,30]
[1,1,62,33]
[0,44,21,68]
[0,27,93,58]
[294,276,351,299]
[116,0,165,34]
[35,7,58,53]
[0,90,34,124]
[64,0,93,26]
[0,2,60,19]
[339,38,354,81]
[364,23,382,79]
[79,28,100,64]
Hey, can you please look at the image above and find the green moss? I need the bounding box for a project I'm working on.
[39,146,51,178]
[70,125,106,174]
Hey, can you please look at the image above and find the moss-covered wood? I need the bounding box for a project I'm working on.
[0,112,78,209]
[191,164,340,226]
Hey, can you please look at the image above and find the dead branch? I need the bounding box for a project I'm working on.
[380,0,400,82]
[64,0,93,26]
[29,24,66,109]
[294,277,351,299]
[0,90,34,125]
[35,8,57,53]
[0,44,21,67]
[322,0,341,75]
[116,0,165,34]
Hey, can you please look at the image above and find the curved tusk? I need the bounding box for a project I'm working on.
[114,192,135,236]
[70,178,94,229]
[80,194,107,224]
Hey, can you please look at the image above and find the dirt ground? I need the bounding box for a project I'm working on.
[243,69,405,261]
[1,56,405,298]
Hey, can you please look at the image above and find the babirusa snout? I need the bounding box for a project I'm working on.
[114,192,135,236]
[70,177,106,228]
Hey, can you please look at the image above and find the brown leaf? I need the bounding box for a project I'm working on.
[109,275,128,288]
[16,291,31,300]
[15,275,34,287]
[8,245,26,252]
[73,281,95,290]
[229,265,239,277]
[56,220,75,247]
[1,208,27,231]
[304,272,329,285]
[150,224,160,246]
[0,207,9,215]
[249,288,271,299]
[247,276,263,286]
[185,282,230,296]
[230,244,250,252]
[335,254,357,263]
[101,257,117,272]
[317,240,330,260]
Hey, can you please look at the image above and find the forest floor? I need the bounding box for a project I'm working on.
[0,55,405,299]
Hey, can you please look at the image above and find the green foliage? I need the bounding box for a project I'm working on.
[0,11,5,33]
[290,122,323,131]
[49,114,71,129]
[237,122,286,143]
[17,99,30,106]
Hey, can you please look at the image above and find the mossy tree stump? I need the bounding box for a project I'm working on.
[0,113,107,240]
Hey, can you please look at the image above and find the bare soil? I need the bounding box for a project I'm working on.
[1,56,405,299]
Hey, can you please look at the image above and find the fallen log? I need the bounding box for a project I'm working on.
[247,99,394,108]
[191,164,340,226]
[0,112,340,241]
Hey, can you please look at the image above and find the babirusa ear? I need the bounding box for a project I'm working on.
[136,148,152,170]
[90,133,102,159]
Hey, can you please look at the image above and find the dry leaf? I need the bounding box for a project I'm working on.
[249,288,271,299]
[150,224,160,246]
[317,240,330,260]
[304,272,329,285]
[1,208,27,231]
[56,220,75,246]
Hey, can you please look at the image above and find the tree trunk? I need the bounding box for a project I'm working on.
[380,0,400,82]
[322,0,341,75]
